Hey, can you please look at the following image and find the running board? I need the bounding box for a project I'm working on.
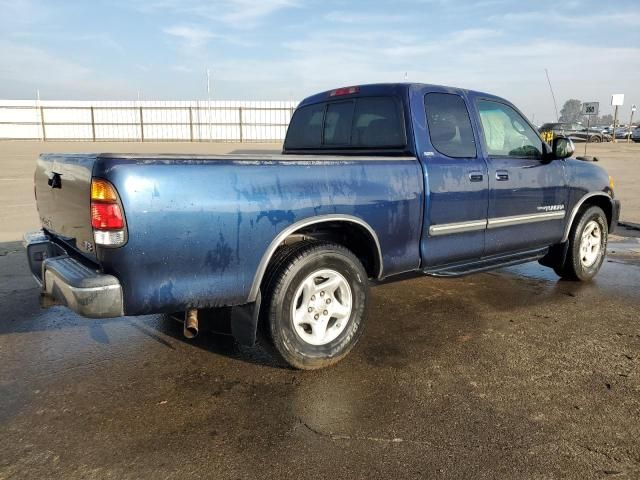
[423,247,549,278]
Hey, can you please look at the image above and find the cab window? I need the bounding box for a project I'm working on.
[477,100,543,158]
[284,96,406,150]
[424,93,477,158]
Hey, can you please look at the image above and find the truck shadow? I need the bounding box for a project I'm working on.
[139,312,286,369]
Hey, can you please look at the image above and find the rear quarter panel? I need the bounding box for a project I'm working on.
[94,156,423,315]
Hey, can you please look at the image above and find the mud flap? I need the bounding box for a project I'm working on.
[539,242,569,269]
[230,291,261,347]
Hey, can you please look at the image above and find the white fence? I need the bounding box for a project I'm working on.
[0,100,299,142]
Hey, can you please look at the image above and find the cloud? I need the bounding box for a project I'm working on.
[170,65,193,73]
[0,0,48,26]
[489,10,640,27]
[163,25,215,48]
[130,0,298,28]
[324,11,409,24]
[0,40,132,99]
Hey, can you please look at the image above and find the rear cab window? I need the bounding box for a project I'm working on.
[284,96,407,152]
[424,93,477,158]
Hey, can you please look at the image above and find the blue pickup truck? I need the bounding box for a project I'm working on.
[25,83,620,369]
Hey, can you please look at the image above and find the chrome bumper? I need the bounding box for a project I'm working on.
[24,230,124,318]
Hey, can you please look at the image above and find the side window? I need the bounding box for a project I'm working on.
[477,100,543,158]
[284,103,324,149]
[323,101,354,145]
[424,93,476,158]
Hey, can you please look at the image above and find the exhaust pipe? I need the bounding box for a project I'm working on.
[183,308,199,339]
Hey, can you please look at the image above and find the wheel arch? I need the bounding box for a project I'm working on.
[562,192,613,242]
[248,214,383,302]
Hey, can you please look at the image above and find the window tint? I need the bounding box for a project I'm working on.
[324,101,354,145]
[284,96,406,150]
[477,100,543,158]
[352,97,405,147]
[424,93,476,158]
[284,103,324,149]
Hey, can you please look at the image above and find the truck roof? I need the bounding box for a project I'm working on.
[297,82,502,107]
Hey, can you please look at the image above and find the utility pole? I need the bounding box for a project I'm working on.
[206,69,212,142]
[36,89,45,142]
[628,105,636,144]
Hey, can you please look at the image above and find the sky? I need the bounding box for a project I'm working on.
[0,0,638,123]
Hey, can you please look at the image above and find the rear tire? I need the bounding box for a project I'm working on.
[555,206,608,281]
[589,136,601,143]
[260,241,369,370]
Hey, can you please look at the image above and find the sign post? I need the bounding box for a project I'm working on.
[611,94,625,143]
[581,102,599,156]
[628,104,636,144]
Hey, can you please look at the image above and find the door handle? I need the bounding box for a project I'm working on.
[468,171,484,182]
[495,170,509,181]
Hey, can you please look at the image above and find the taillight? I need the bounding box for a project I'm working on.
[91,203,124,229]
[90,178,126,247]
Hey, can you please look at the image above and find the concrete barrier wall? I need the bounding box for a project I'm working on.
[0,100,299,142]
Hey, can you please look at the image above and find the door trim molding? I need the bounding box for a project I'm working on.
[429,210,565,236]
[487,211,565,229]
[429,219,487,236]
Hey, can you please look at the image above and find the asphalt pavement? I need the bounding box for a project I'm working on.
[1,140,639,479]
[1,229,639,479]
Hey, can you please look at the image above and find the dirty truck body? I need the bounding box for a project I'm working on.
[26,83,620,369]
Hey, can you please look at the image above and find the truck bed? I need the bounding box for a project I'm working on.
[35,152,424,315]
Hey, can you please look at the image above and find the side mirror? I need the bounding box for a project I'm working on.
[551,136,574,159]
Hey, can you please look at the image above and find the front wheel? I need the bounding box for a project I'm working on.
[555,206,608,281]
[589,136,601,143]
[260,241,369,370]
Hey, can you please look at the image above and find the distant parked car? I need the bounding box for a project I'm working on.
[539,122,609,143]
[631,126,640,143]
[615,127,633,140]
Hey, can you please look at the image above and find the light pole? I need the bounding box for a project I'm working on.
[206,69,212,142]
[628,105,636,144]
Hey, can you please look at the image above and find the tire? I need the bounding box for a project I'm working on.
[590,136,601,143]
[260,240,369,370]
[555,206,608,281]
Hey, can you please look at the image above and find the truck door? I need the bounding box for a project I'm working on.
[475,99,567,255]
[418,91,489,267]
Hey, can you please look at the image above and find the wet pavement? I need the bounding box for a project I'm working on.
[1,231,639,479]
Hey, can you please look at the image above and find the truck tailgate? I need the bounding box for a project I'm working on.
[35,154,98,261]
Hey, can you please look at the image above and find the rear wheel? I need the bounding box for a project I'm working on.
[554,206,608,281]
[260,241,369,370]
[589,136,601,143]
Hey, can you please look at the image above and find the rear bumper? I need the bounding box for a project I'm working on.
[24,230,124,318]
